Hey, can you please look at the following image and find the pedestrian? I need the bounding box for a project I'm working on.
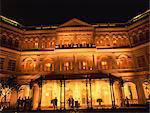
[54,97,58,110]
[125,97,129,107]
[17,97,21,111]
[71,98,74,108]
[68,98,71,108]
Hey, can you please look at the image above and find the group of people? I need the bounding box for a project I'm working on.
[68,97,75,108]
[17,96,32,111]
[51,97,80,109]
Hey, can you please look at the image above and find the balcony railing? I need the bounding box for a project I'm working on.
[55,44,96,49]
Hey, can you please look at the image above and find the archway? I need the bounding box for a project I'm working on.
[123,82,138,104]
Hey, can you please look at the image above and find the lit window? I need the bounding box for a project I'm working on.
[101,61,108,70]
[101,61,107,65]
[64,62,70,71]
[45,63,51,71]
[35,42,38,48]
[46,63,51,67]
[82,61,87,70]
[41,43,45,48]
[113,40,117,44]
[82,41,86,47]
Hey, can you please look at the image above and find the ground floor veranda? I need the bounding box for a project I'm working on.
[19,74,143,110]
[0,73,149,111]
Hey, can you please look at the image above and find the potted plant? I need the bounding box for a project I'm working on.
[97,98,103,106]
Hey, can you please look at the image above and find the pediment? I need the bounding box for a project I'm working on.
[59,18,92,27]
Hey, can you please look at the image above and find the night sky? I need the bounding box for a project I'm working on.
[1,0,149,26]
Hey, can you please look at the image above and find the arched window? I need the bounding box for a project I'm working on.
[81,41,87,47]
[79,61,88,70]
[117,55,133,69]
[25,59,36,72]
[101,61,108,70]
[64,40,69,47]
[105,35,110,46]
[100,57,114,70]
[64,61,72,71]
[44,63,51,71]
[117,57,128,69]
[42,59,55,72]
[143,81,150,99]
[34,42,38,48]
[51,41,55,48]
[112,35,118,47]
[18,85,30,99]
[41,42,45,48]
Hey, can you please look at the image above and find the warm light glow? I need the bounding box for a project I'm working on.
[65,62,69,67]
[46,93,49,96]
[45,63,51,67]
[113,40,117,44]
[83,61,86,66]
[35,42,38,48]
[104,91,108,95]
[33,63,36,68]
[101,61,107,65]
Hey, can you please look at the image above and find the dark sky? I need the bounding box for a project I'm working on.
[1,0,149,26]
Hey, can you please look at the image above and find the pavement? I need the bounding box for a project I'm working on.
[0,107,149,113]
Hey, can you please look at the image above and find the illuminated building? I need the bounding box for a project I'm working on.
[0,10,149,110]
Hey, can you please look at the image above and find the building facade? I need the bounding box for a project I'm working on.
[0,10,149,110]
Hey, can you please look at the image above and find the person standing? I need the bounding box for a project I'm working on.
[71,98,74,108]
[54,97,58,110]
[125,97,129,107]
[17,97,21,111]
[68,98,71,108]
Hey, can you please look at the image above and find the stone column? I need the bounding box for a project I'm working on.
[86,78,89,109]
[64,80,66,110]
[32,84,39,110]
[109,74,115,108]
[60,80,62,110]
[37,77,43,110]
[119,79,125,107]
[134,79,146,104]
[89,79,93,109]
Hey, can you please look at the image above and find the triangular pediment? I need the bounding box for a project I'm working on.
[60,18,92,27]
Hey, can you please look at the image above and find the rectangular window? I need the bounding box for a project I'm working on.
[0,58,5,69]
[7,60,16,71]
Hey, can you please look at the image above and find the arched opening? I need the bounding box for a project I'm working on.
[123,82,138,104]
[18,85,30,99]
[41,80,60,109]
[142,81,150,100]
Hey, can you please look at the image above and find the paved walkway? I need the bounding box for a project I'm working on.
[1,108,149,113]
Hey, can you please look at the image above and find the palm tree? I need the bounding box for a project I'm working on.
[0,76,21,109]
